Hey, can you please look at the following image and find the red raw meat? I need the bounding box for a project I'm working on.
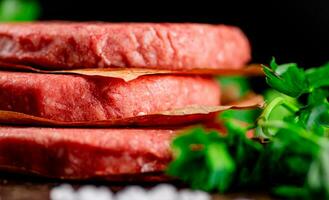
[0,22,250,70]
[0,72,220,122]
[0,126,175,180]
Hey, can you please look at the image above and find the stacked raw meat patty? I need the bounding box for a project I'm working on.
[0,22,250,180]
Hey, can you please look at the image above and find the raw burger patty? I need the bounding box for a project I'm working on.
[0,22,250,70]
[0,71,220,122]
[0,126,175,180]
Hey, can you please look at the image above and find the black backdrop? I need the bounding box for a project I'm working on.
[38,0,329,68]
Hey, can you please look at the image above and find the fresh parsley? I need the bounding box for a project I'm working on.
[167,58,329,199]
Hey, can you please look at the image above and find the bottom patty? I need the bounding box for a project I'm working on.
[0,126,176,180]
[0,72,220,123]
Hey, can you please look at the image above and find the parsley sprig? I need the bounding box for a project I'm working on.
[167,58,329,199]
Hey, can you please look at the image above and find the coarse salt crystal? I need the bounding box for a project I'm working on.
[50,184,76,200]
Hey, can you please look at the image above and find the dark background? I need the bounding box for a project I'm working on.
[37,0,329,68]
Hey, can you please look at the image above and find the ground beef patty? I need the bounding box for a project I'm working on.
[0,126,175,180]
[0,72,220,122]
[0,22,250,70]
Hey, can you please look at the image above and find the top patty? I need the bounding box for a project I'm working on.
[0,22,250,70]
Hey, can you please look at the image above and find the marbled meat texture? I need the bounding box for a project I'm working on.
[0,126,175,180]
[0,22,250,70]
[0,72,220,122]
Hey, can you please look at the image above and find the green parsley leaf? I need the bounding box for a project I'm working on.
[220,109,261,124]
[167,127,235,192]
[206,143,236,192]
[0,0,40,22]
[306,63,329,90]
[262,58,308,97]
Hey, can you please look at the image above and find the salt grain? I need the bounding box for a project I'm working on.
[190,190,211,200]
[148,184,178,200]
[178,189,211,200]
[115,185,149,200]
[76,185,113,200]
[50,184,211,200]
[50,184,76,200]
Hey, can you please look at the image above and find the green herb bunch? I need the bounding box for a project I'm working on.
[167,58,329,199]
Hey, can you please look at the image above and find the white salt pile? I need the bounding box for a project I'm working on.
[50,184,211,200]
